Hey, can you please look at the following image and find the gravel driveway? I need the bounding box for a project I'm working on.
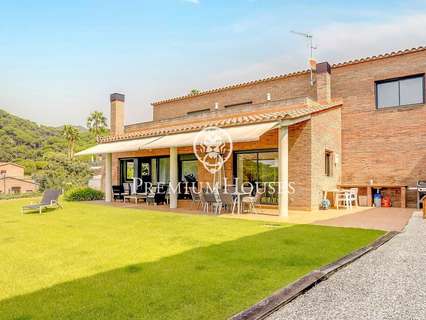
[267,211,426,320]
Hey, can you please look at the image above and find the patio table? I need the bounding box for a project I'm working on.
[124,194,147,204]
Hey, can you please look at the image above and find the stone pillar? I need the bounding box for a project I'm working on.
[278,126,289,217]
[105,153,112,202]
[169,147,178,209]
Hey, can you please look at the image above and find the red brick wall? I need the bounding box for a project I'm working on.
[310,108,342,209]
[150,49,426,207]
[332,51,426,206]
[152,73,315,120]
[110,125,316,209]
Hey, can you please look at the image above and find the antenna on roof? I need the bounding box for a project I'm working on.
[290,30,317,86]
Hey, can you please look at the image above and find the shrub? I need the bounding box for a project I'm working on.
[0,192,42,201]
[64,187,104,201]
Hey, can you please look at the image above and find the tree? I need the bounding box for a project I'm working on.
[87,111,108,138]
[34,154,91,191]
[62,125,79,159]
[189,89,200,95]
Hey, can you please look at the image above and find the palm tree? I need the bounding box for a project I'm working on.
[86,111,108,138]
[62,125,80,159]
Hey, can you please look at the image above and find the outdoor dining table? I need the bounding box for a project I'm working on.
[124,194,147,204]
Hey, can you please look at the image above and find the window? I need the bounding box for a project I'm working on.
[224,101,253,109]
[187,108,210,116]
[158,158,170,183]
[376,75,424,108]
[179,154,198,181]
[11,187,21,194]
[234,150,279,204]
[325,151,333,177]
[120,159,135,182]
[0,170,6,176]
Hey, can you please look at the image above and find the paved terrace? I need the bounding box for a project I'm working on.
[267,211,425,320]
[95,201,412,231]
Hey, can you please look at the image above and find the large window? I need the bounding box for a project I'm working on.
[179,154,198,181]
[234,150,279,204]
[120,159,135,182]
[158,158,170,183]
[376,75,424,109]
[120,157,170,186]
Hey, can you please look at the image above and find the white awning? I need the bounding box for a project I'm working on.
[76,122,278,155]
[143,122,278,149]
[226,122,278,142]
[75,136,160,155]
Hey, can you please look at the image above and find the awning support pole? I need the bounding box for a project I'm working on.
[105,153,112,202]
[278,126,289,217]
[170,147,178,209]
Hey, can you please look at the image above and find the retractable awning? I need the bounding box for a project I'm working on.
[75,136,160,156]
[142,122,278,149]
[76,122,278,155]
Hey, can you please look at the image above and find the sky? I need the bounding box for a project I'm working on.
[1,0,426,127]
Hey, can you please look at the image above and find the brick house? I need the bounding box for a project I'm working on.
[78,46,426,214]
[0,163,38,194]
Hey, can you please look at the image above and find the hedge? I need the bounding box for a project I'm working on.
[64,187,104,201]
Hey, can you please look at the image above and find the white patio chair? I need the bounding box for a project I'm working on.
[242,189,264,213]
[349,188,358,207]
[336,190,351,209]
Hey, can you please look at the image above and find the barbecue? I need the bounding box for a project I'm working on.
[416,180,426,209]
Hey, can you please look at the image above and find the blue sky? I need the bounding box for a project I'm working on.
[1,0,426,126]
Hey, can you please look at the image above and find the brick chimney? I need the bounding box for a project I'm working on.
[110,93,125,136]
[315,62,331,104]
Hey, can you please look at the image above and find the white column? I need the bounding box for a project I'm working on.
[169,147,178,209]
[278,126,289,217]
[105,153,112,202]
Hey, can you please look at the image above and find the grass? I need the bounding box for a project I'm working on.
[0,199,384,320]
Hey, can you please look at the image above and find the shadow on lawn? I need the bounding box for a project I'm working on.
[0,224,381,320]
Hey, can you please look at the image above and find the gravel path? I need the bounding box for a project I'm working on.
[267,211,426,320]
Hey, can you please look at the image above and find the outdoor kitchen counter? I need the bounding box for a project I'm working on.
[338,184,408,208]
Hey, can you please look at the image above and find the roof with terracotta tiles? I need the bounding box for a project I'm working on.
[151,45,426,106]
[100,99,342,143]
[0,162,24,169]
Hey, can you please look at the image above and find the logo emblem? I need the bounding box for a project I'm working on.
[193,126,233,174]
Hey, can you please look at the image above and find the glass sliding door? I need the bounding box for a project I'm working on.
[138,159,151,193]
[179,154,198,181]
[179,154,198,199]
[236,153,258,184]
[258,152,278,183]
[158,157,170,184]
[234,150,279,204]
[120,159,135,183]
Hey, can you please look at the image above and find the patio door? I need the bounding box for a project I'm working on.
[138,159,151,193]
[234,150,279,204]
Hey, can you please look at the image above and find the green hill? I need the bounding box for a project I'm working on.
[0,109,97,175]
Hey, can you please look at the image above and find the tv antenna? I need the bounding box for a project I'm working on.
[291,30,317,86]
[290,30,317,58]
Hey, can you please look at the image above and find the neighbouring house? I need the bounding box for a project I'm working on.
[77,45,426,215]
[0,162,38,195]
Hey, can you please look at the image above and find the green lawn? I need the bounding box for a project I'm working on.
[0,199,384,320]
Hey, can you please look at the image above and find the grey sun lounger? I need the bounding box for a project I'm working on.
[22,189,62,214]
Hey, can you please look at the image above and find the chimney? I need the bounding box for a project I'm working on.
[315,62,331,104]
[110,93,125,136]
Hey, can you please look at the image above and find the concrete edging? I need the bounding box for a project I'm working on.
[229,231,399,320]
